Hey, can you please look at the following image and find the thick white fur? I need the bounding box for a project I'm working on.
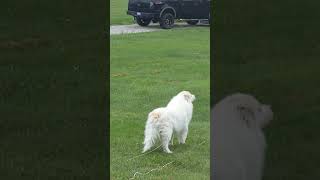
[212,93,273,180]
[142,91,196,153]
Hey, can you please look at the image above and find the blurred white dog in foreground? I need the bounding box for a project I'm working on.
[142,91,196,153]
[212,93,273,180]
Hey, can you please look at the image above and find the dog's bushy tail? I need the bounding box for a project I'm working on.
[142,112,160,153]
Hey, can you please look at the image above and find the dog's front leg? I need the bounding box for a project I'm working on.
[180,126,189,144]
[171,134,174,145]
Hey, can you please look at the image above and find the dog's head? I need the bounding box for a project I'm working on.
[227,93,273,129]
[178,91,196,103]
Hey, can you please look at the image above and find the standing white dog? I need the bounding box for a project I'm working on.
[212,93,273,180]
[142,91,196,153]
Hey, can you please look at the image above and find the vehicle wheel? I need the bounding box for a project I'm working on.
[186,20,199,25]
[159,12,175,29]
[136,17,151,26]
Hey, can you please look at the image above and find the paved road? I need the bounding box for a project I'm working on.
[110,23,161,35]
[110,21,209,35]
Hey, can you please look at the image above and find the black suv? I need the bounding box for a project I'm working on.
[127,0,211,29]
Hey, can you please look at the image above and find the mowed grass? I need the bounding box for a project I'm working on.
[110,28,210,179]
[214,0,320,179]
[110,0,133,25]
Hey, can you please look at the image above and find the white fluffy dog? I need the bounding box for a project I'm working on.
[212,93,273,180]
[142,91,196,153]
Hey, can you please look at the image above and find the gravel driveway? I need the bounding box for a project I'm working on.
[110,21,209,35]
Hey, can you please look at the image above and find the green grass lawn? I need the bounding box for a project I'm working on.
[110,28,210,179]
[110,0,133,25]
[214,0,320,179]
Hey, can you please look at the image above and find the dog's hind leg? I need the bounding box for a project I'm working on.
[160,125,173,153]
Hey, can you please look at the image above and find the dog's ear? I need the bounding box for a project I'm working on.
[236,104,256,128]
[183,94,191,102]
[258,105,273,128]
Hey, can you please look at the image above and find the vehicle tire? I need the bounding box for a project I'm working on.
[159,12,175,29]
[186,20,199,25]
[136,17,151,26]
